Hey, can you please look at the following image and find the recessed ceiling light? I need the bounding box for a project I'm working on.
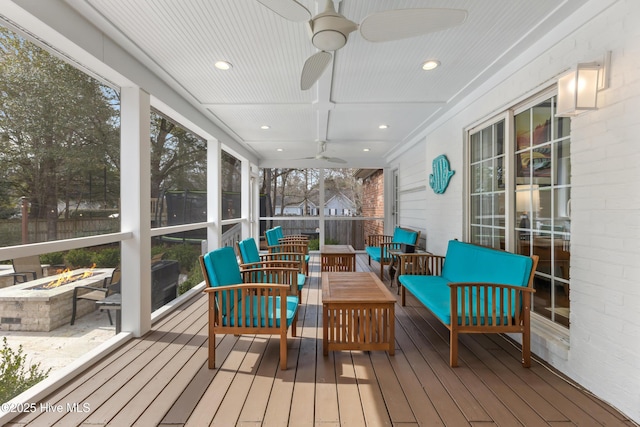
[363,148,370,152]
[214,60,232,70]
[260,125,270,130]
[421,60,440,71]
[276,148,283,152]
[378,124,389,129]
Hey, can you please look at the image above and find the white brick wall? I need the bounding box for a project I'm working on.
[393,0,640,422]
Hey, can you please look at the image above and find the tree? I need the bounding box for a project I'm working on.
[0,28,120,239]
[149,111,206,198]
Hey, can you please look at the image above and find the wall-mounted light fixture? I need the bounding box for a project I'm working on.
[556,51,611,117]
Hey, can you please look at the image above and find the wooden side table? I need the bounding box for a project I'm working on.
[322,272,395,356]
[320,244,356,272]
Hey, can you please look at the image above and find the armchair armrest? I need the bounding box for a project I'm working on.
[278,235,309,243]
[9,272,33,285]
[72,284,109,298]
[240,266,299,295]
[448,282,536,328]
[240,260,301,270]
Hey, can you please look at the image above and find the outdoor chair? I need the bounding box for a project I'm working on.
[70,267,121,326]
[265,228,310,275]
[365,226,421,280]
[199,246,299,370]
[271,225,309,242]
[8,255,44,285]
[237,237,307,301]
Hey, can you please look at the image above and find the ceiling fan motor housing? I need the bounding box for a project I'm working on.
[311,14,357,51]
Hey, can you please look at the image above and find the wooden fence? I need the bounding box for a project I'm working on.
[0,219,119,247]
[266,219,367,250]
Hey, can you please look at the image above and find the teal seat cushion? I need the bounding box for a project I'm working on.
[399,275,515,326]
[222,295,298,328]
[297,273,306,291]
[238,238,261,264]
[441,240,532,287]
[365,246,383,262]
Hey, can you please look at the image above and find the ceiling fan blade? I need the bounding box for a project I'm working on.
[359,8,467,42]
[301,51,332,90]
[326,157,347,164]
[255,0,311,22]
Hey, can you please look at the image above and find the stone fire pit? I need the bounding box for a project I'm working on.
[0,268,113,332]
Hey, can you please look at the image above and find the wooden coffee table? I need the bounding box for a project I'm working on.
[322,272,395,356]
[320,244,356,272]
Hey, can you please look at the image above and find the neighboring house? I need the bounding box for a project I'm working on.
[323,192,356,216]
[275,193,355,216]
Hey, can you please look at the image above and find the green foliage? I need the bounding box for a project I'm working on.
[308,238,339,251]
[0,27,121,225]
[92,248,120,268]
[309,238,320,251]
[0,337,50,403]
[178,259,204,295]
[163,244,199,274]
[65,248,93,268]
[40,252,65,266]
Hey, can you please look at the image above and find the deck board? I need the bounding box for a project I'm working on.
[6,253,634,427]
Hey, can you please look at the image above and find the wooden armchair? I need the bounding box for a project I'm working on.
[365,227,421,280]
[199,246,300,370]
[237,238,307,301]
[271,225,309,242]
[265,229,310,275]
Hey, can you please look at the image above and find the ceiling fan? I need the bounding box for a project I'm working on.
[299,141,347,163]
[256,0,467,90]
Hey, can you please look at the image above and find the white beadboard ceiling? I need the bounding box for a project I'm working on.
[67,0,588,167]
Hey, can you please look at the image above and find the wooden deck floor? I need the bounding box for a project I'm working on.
[7,253,634,426]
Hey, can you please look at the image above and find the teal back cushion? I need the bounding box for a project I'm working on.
[238,238,260,263]
[203,246,242,287]
[274,226,284,240]
[265,228,280,246]
[392,227,418,245]
[202,246,243,315]
[441,240,532,287]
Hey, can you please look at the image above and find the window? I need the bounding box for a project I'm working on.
[514,97,571,327]
[467,94,571,329]
[469,119,506,249]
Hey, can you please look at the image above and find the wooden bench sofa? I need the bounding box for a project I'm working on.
[398,240,539,367]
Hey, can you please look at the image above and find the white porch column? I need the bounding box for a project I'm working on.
[207,139,221,252]
[251,166,260,240]
[120,87,152,337]
[241,159,251,239]
[319,168,325,245]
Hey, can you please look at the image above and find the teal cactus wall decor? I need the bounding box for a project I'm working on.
[429,155,455,194]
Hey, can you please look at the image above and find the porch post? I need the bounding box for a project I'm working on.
[206,138,221,252]
[241,159,251,240]
[120,87,152,337]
